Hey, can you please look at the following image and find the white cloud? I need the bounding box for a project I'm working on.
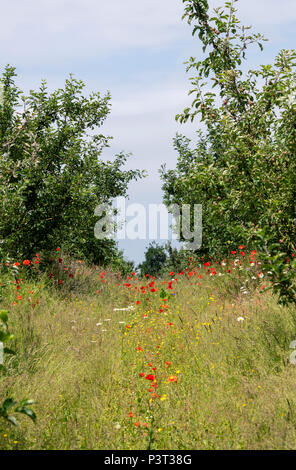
[1,0,294,68]
[0,0,188,66]
[237,0,296,25]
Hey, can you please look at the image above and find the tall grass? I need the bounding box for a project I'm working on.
[1,255,296,449]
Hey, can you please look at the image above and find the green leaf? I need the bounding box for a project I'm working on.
[15,406,37,423]
[1,398,17,411]
[0,311,9,323]
[3,347,16,355]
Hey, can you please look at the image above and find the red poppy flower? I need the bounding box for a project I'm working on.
[168,375,178,383]
[145,374,155,381]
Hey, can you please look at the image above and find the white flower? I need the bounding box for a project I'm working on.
[113,305,135,311]
[96,322,102,326]
[114,423,121,430]
[237,316,245,322]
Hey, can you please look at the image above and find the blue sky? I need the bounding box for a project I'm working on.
[2,0,296,264]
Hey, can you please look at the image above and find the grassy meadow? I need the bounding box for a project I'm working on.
[1,251,296,450]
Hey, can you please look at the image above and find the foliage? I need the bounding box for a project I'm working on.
[0,66,143,265]
[0,398,36,427]
[138,242,190,278]
[0,309,36,427]
[138,242,167,277]
[160,0,296,304]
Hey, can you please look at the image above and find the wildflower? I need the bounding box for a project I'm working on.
[23,260,31,266]
[168,375,178,383]
[139,373,145,377]
[128,412,134,418]
[237,317,245,322]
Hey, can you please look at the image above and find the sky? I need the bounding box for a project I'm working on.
[1,0,296,264]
